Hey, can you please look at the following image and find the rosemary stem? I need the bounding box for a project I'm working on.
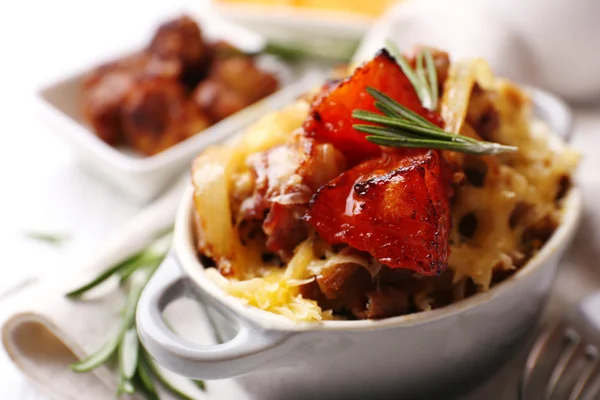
[353,86,518,156]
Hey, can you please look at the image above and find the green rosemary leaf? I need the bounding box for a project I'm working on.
[373,101,399,118]
[66,252,145,298]
[120,381,135,395]
[366,135,482,153]
[352,110,467,142]
[192,380,206,391]
[416,51,426,88]
[117,328,139,394]
[117,261,143,285]
[424,49,439,110]
[142,351,199,400]
[118,250,164,285]
[71,267,157,373]
[123,269,156,328]
[71,335,119,372]
[367,135,517,155]
[25,231,69,245]
[355,86,518,155]
[137,357,160,400]
[366,87,434,128]
[353,124,421,139]
[468,141,519,155]
[385,40,429,105]
[262,40,359,62]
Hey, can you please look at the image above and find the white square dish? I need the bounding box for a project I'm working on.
[209,2,374,62]
[32,14,313,202]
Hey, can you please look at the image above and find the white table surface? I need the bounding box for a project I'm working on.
[2,1,600,399]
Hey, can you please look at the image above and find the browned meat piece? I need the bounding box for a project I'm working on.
[211,56,279,103]
[83,52,147,89]
[144,56,184,80]
[83,71,136,145]
[82,53,151,144]
[83,16,275,155]
[235,136,346,260]
[466,84,499,140]
[239,145,302,220]
[522,214,558,251]
[149,15,207,68]
[191,79,249,122]
[316,264,360,299]
[121,78,211,155]
[262,203,309,257]
[85,52,183,85]
[351,287,409,319]
[82,51,192,146]
[148,15,209,88]
[237,143,307,258]
[208,40,246,60]
[296,136,347,192]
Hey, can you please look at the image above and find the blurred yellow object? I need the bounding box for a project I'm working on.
[218,0,295,4]
[216,0,397,17]
[299,0,395,16]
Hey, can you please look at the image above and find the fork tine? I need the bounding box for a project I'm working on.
[570,346,599,400]
[545,328,582,400]
[521,322,565,397]
[523,323,561,382]
[580,375,600,400]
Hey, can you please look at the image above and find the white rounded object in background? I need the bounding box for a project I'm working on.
[354,0,600,103]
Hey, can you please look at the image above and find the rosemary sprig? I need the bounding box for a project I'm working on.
[352,87,517,155]
[71,268,154,373]
[261,39,359,63]
[137,356,161,400]
[66,252,146,298]
[143,351,196,400]
[66,230,206,399]
[25,231,70,245]
[385,40,438,111]
[118,328,139,395]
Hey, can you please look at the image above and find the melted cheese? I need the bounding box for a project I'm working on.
[448,80,579,289]
[198,67,578,321]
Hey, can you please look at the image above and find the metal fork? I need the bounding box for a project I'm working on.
[520,293,600,400]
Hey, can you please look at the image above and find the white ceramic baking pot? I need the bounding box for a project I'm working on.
[137,88,582,399]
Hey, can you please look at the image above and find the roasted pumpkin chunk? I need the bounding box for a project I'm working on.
[302,50,441,165]
[305,149,451,275]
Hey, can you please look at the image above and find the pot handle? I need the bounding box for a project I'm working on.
[136,254,291,379]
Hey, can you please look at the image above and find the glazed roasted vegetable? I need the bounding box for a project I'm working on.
[303,50,442,165]
[306,149,451,275]
[299,48,452,275]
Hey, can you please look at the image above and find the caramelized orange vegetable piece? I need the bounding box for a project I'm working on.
[303,50,442,165]
[305,149,451,275]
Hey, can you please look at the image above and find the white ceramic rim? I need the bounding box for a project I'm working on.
[212,3,374,39]
[174,180,582,333]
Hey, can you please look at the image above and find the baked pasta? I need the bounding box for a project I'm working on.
[191,47,579,321]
